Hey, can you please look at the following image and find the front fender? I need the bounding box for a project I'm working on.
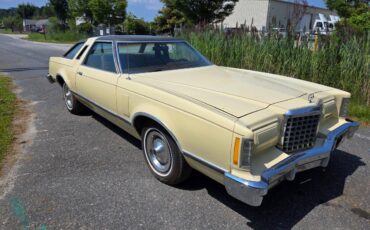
[130,101,234,173]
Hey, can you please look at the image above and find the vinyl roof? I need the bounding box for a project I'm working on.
[95,35,184,42]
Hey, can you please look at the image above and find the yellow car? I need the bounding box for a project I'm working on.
[46,35,359,206]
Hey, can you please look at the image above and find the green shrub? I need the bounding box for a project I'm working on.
[28,31,87,43]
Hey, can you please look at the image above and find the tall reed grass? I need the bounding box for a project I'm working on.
[181,30,369,121]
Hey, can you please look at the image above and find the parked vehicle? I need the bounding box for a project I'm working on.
[46,35,359,206]
[295,13,339,35]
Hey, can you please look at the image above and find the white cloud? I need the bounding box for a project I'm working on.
[128,0,163,11]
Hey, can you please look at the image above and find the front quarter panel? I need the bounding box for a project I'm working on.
[118,79,236,182]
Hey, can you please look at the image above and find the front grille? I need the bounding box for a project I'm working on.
[280,112,321,153]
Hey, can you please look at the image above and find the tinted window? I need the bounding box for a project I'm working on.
[64,43,84,59]
[84,42,116,73]
[118,42,211,74]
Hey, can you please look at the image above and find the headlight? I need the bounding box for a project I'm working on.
[232,138,253,170]
[339,98,350,117]
[240,139,253,170]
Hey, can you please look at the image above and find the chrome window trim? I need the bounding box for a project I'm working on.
[81,41,120,74]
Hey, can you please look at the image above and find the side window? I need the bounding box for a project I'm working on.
[64,42,84,59]
[84,42,116,73]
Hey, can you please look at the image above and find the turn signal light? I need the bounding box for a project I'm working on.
[233,137,241,165]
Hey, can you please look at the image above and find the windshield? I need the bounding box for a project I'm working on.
[118,42,211,74]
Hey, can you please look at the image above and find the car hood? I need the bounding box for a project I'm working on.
[133,66,332,117]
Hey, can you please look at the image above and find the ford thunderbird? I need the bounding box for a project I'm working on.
[46,35,359,206]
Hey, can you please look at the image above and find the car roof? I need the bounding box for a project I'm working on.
[95,35,184,42]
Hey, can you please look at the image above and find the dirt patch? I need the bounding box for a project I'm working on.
[0,83,34,196]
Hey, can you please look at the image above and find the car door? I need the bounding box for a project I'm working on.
[76,41,120,113]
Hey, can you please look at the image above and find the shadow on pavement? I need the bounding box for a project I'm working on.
[179,149,365,229]
[92,113,141,149]
[89,112,365,229]
[0,67,48,72]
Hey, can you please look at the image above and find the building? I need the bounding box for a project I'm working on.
[222,0,339,33]
[23,19,49,32]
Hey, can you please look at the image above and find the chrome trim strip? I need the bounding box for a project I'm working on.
[131,112,182,149]
[71,90,131,125]
[224,120,359,206]
[285,105,322,116]
[182,150,227,174]
[116,40,184,44]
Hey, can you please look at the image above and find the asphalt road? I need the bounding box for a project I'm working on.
[0,34,369,230]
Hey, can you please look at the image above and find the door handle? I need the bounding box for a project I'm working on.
[77,71,83,76]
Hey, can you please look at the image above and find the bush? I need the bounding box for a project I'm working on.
[28,30,87,43]
[77,23,94,35]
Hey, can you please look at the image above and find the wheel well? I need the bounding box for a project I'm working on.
[133,115,182,151]
[133,116,160,136]
[56,75,65,87]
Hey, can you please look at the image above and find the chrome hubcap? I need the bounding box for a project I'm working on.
[63,84,73,110]
[145,130,172,174]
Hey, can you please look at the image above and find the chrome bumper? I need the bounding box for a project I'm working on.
[45,73,55,84]
[224,120,359,207]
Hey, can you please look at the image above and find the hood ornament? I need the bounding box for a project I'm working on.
[308,93,315,103]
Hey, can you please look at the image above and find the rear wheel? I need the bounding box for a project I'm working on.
[62,83,86,115]
[141,125,191,185]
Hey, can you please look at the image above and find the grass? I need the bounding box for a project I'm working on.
[26,31,87,44]
[181,30,369,123]
[0,76,17,166]
[350,102,370,124]
[0,28,24,35]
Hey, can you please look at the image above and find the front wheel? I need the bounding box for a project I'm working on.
[62,83,86,115]
[141,125,191,185]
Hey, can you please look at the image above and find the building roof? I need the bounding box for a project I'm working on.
[35,19,49,26]
[95,35,184,42]
[23,19,49,26]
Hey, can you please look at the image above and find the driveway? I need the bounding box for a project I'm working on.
[0,34,369,229]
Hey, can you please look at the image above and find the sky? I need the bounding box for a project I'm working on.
[0,0,327,21]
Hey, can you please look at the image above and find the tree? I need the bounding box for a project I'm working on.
[0,8,17,20]
[124,13,150,34]
[17,3,37,19]
[154,0,187,35]
[2,16,23,32]
[49,0,69,29]
[169,0,239,24]
[68,0,93,23]
[89,0,127,26]
[326,0,370,31]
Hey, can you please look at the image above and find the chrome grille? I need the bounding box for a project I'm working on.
[279,109,321,153]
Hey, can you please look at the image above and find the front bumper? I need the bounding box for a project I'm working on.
[224,120,359,206]
[45,73,55,84]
